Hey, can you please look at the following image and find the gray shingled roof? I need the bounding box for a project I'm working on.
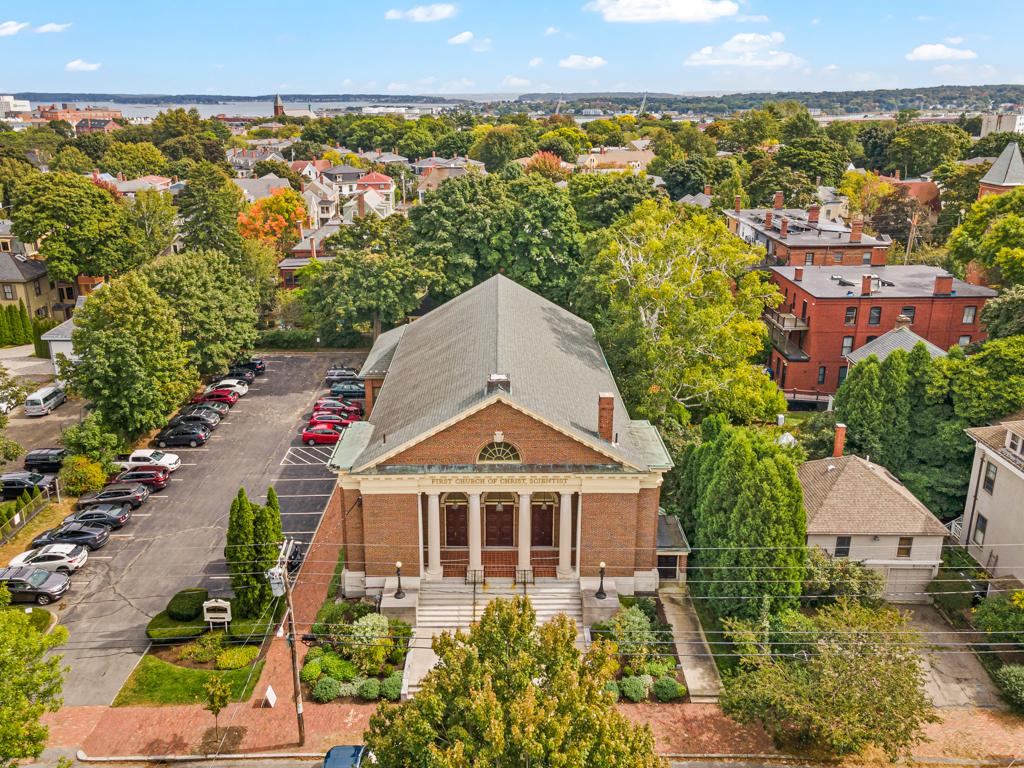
[845,326,947,366]
[0,252,47,282]
[981,142,1024,189]
[350,275,648,472]
[358,324,406,378]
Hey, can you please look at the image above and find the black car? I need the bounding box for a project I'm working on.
[325,366,358,383]
[155,424,211,448]
[78,483,149,510]
[179,401,230,418]
[0,472,55,500]
[32,522,111,552]
[287,542,304,574]
[0,566,71,605]
[23,448,69,474]
[331,380,365,398]
[167,411,220,431]
[224,367,255,383]
[63,505,132,530]
[236,358,266,376]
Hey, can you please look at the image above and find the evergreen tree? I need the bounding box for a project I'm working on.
[176,161,243,258]
[878,349,910,472]
[6,305,24,345]
[0,307,11,347]
[833,355,883,460]
[250,488,284,615]
[225,488,257,617]
[18,299,32,345]
[264,486,283,542]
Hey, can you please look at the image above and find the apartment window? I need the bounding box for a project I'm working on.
[862,251,872,265]
[866,335,878,342]
[897,537,913,558]
[833,253,843,264]
[34,306,47,318]
[804,253,814,266]
[837,366,849,386]
[841,336,854,355]
[868,307,882,325]
[818,366,826,384]
[49,281,55,289]
[284,273,294,287]
[844,307,857,325]
[1011,433,1021,453]
[0,241,9,252]
[901,306,916,324]
[801,300,808,319]
[959,335,972,347]
[33,279,41,296]
[962,305,977,324]
[784,286,788,300]
[983,462,997,494]
[2,285,12,301]
[834,536,851,558]
[973,515,987,546]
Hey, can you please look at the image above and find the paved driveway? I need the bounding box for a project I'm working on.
[909,604,1006,709]
[45,352,364,706]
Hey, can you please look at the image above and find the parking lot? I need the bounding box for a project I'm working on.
[27,352,366,706]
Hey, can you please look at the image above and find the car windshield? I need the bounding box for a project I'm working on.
[27,570,50,586]
[150,452,165,461]
[27,473,43,483]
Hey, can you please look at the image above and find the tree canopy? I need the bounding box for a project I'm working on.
[948,185,1024,286]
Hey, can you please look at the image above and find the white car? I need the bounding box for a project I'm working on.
[206,380,248,396]
[9,543,88,574]
[112,449,182,472]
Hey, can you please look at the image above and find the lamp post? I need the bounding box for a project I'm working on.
[596,561,607,600]
[394,561,405,600]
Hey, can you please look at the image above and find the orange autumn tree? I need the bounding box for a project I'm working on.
[525,151,570,181]
[237,187,307,254]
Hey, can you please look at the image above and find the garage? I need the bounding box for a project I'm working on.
[886,567,933,603]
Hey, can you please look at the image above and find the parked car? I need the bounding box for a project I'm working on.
[325,366,358,383]
[314,404,362,419]
[179,401,230,418]
[192,390,239,407]
[23,386,67,417]
[9,544,88,574]
[236,358,266,376]
[323,746,366,768]
[167,411,220,431]
[111,467,170,490]
[316,397,364,413]
[286,542,304,574]
[204,380,248,396]
[331,380,365,399]
[32,522,110,552]
[23,448,69,474]
[301,425,343,445]
[221,367,255,383]
[0,472,55,500]
[0,397,14,414]
[321,392,364,413]
[0,566,71,605]
[155,424,210,448]
[63,505,132,529]
[78,483,149,511]
[113,450,181,473]
[309,412,360,429]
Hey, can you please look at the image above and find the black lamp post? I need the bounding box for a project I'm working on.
[596,561,607,600]
[394,561,405,600]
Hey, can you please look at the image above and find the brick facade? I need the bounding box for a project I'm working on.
[580,493,639,578]
[362,493,420,578]
[290,486,344,629]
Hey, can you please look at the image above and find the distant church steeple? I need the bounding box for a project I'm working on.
[273,94,284,117]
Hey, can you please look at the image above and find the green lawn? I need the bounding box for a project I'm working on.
[112,654,265,707]
[6,606,53,633]
[688,586,740,676]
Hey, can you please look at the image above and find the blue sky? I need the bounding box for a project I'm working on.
[0,0,1019,97]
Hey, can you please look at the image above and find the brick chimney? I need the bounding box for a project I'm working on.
[850,218,863,243]
[894,314,912,329]
[703,184,711,196]
[774,190,784,210]
[765,211,773,229]
[833,423,846,457]
[934,274,954,295]
[861,274,873,295]
[808,204,820,223]
[780,217,789,238]
[895,169,901,181]
[598,393,614,441]
[794,267,803,281]
[734,195,742,213]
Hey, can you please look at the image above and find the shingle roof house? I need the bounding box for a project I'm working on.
[979,141,1024,197]
[844,324,947,366]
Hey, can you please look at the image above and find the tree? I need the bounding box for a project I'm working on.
[67,131,114,163]
[871,186,932,247]
[931,161,992,241]
[470,125,535,173]
[774,136,850,187]
[7,304,27,346]
[536,134,576,163]
[746,158,817,208]
[780,111,821,144]
[722,109,779,150]
[0,363,24,466]
[48,119,75,139]
[281,140,323,162]
[99,142,166,179]
[523,151,569,181]
[252,159,303,191]
[251,489,282,611]
[0,586,69,768]
[17,301,30,345]
[225,488,259,618]
[878,348,910,472]
[947,185,1024,286]
[264,486,283,543]
[566,171,662,233]
[797,410,838,460]
[839,170,895,219]
[435,130,476,159]
[364,596,662,768]
[538,125,591,157]
[203,679,232,740]
[177,161,244,258]
[59,413,126,474]
[0,309,11,347]
[150,107,202,148]
[968,131,1020,159]
[833,354,883,460]
[979,285,1024,339]
[58,271,198,440]
[50,146,93,175]
[239,238,281,312]
[142,250,259,374]
[662,157,709,200]
[124,189,177,260]
[720,599,939,758]
[858,122,898,171]
[236,187,307,254]
[885,124,971,179]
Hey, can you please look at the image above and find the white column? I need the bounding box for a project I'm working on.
[468,492,482,573]
[518,491,532,571]
[425,492,442,580]
[557,492,573,579]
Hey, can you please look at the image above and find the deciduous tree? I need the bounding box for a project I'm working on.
[885,124,971,179]
[124,189,177,260]
[774,135,850,187]
[99,141,166,179]
[567,171,662,232]
[236,187,307,254]
[50,146,93,175]
[947,185,1024,286]
[979,285,1024,339]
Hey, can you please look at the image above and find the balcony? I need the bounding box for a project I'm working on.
[763,306,810,332]
[766,324,810,362]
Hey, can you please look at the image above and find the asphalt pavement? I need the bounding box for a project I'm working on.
[44,352,364,706]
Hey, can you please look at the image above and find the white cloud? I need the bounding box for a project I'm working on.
[0,21,29,36]
[811,18,819,24]
[365,81,378,88]
[439,78,475,92]
[980,64,997,77]
[905,43,977,61]
[387,82,409,91]
[35,22,71,33]
[944,36,963,44]
[529,57,544,66]
[66,59,100,71]
[472,38,491,51]
[736,14,769,22]
[448,31,473,43]
[540,83,551,89]
[685,31,801,67]
[584,0,738,23]
[503,75,531,87]
[385,4,456,22]
[825,64,837,71]
[418,76,437,85]
[558,54,607,69]
[545,26,559,35]
[343,78,352,86]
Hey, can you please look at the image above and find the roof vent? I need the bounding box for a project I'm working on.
[838,279,855,287]
[486,374,510,395]
[826,464,835,472]
[880,279,895,287]
[830,274,843,280]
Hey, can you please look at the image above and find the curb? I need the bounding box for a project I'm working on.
[77,751,326,763]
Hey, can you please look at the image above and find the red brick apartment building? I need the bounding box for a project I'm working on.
[39,104,122,123]
[765,266,997,397]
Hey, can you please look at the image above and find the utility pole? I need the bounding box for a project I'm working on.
[904,213,919,265]
[271,539,305,746]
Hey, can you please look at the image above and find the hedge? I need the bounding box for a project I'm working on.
[994,664,1024,708]
[215,645,260,670]
[926,570,975,614]
[145,611,207,642]
[312,676,340,703]
[166,588,209,622]
[255,327,366,350]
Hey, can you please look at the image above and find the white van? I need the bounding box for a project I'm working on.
[23,387,67,417]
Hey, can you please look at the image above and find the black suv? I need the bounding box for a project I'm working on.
[221,367,255,383]
[23,448,69,474]
[32,522,111,552]
[0,472,55,500]
[236,358,266,376]
[0,566,70,605]
[155,424,210,448]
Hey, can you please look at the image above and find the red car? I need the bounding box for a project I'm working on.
[314,404,362,419]
[193,390,239,406]
[309,411,360,429]
[315,398,362,414]
[110,466,170,490]
[301,425,343,445]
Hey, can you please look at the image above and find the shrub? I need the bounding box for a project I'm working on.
[653,676,684,702]
[311,601,352,638]
[926,570,975,614]
[216,645,259,670]
[350,613,392,674]
[58,455,107,496]
[973,594,1024,645]
[611,606,659,668]
[381,673,403,701]
[359,678,381,701]
[994,664,1024,708]
[382,663,394,677]
[349,601,376,621]
[637,674,654,695]
[305,646,325,663]
[622,666,634,677]
[603,680,620,701]
[337,675,366,698]
[228,614,273,644]
[644,659,674,677]
[320,654,345,679]
[145,611,207,642]
[178,633,222,663]
[620,675,646,703]
[312,676,340,703]
[389,647,407,666]
[166,588,209,621]
[389,618,413,647]
[300,659,322,683]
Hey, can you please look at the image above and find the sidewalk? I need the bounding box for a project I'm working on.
[659,586,723,703]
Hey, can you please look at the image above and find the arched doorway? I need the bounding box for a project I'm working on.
[484,492,515,547]
[444,492,468,547]
[531,493,555,547]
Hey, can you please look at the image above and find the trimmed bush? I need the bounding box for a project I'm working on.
[653,676,684,702]
[350,613,392,674]
[994,664,1024,708]
[381,673,403,701]
[359,678,381,701]
[926,570,975,614]
[337,675,366,698]
[622,666,634,677]
[166,588,209,621]
[619,676,646,703]
[320,655,358,682]
[305,646,325,663]
[637,674,654,695]
[216,645,259,670]
[603,680,620,701]
[312,676,340,703]
[389,647,407,666]
[350,602,376,621]
[300,659,322,683]
[145,611,207,642]
[381,663,394,677]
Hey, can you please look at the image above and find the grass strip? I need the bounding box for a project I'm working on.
[687,583,739,676]
[112,654,265,707]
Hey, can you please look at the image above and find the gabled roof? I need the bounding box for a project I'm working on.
[358,324,407,378]
[980,142,1024,189]
[0,252,47,282]
[798,455,948,536]
[678,192,712,209]
[357,172,393,185]
[844,325,947,366]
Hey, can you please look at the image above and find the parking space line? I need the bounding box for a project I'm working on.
[266,493,333,498]
[89,556,113,559]
[208,576,232,580]
[172,448,210,451]
[131,514,151,517]
[279,511,326,515]
[178,463,198,466]
[149,495,169,498]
